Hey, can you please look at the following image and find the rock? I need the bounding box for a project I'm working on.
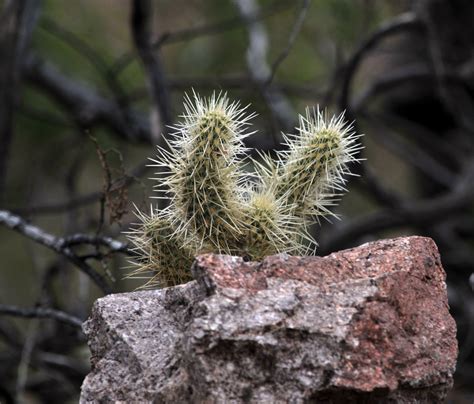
[80,236,457,403]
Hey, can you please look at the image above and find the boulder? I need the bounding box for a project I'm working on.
[80,236,457,403]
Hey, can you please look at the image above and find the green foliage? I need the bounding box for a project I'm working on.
[127,91,362,288]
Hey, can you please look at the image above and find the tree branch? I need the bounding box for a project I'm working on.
[338,12,423,122]
[0,0,41,201]
[110,0,291,76]
[0,210,113,294]
[362,111,457,187]
[0,304,83,329]
[38,17,136,132]
[233,0,296,132]
[23,55,153,143]
[61,234,130,254]
[131,0,172,145]
[336,12,423,208]
[320,160,474,253]
[265,0,310,86]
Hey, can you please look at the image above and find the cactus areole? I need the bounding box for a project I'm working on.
[126,91,363,288]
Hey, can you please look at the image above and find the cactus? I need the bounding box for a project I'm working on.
[127,92,362,288]
[125,206,195,288]
[151,92,253,253]
[273,106,362,223]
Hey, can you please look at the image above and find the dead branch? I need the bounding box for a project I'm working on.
[0,304,83,329]
[0,210,116,294]
[131,0,172,145]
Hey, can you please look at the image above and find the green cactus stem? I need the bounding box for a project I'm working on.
[274,107,362,223]
[125,207,195,288]
[151,92,255,253]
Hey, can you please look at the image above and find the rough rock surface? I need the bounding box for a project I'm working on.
[80,236,457,403]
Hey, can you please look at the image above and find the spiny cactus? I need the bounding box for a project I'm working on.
[127,91,362,288]
[151,92,254,253]
[273,107,362,222]
[239,183,304,260]
[125,206,195,288]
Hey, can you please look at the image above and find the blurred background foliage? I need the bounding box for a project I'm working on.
[0,0,473,402]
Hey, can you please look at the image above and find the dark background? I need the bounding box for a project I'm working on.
[0,0,473,402]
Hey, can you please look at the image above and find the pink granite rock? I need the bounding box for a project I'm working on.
[80,236,457,403]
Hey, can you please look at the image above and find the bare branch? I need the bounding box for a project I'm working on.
[23,55,153,143]
[0,304,83,329]
[352,64,464,114]
[265,0,310,86]
[338,12,423,122]
[320,160,474,253]
[23,56,320,149]
[9,159,150,217]
[362,111,457,187]
[0,0,41,200]
[131,0,172,145]
[61,234,130,255]
[335,13,423,209]
[417,0,474,132]
[38,17,135,128]
[351,64,467,163]
[0,210,113,294]
[110,0,291,76]
[233,0,296,132]
[129,75,324,100]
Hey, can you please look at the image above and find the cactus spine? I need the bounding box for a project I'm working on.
[127,92,362,288]
[152,92,253,253]
[125,206,194,288]
[274,107,362,222]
